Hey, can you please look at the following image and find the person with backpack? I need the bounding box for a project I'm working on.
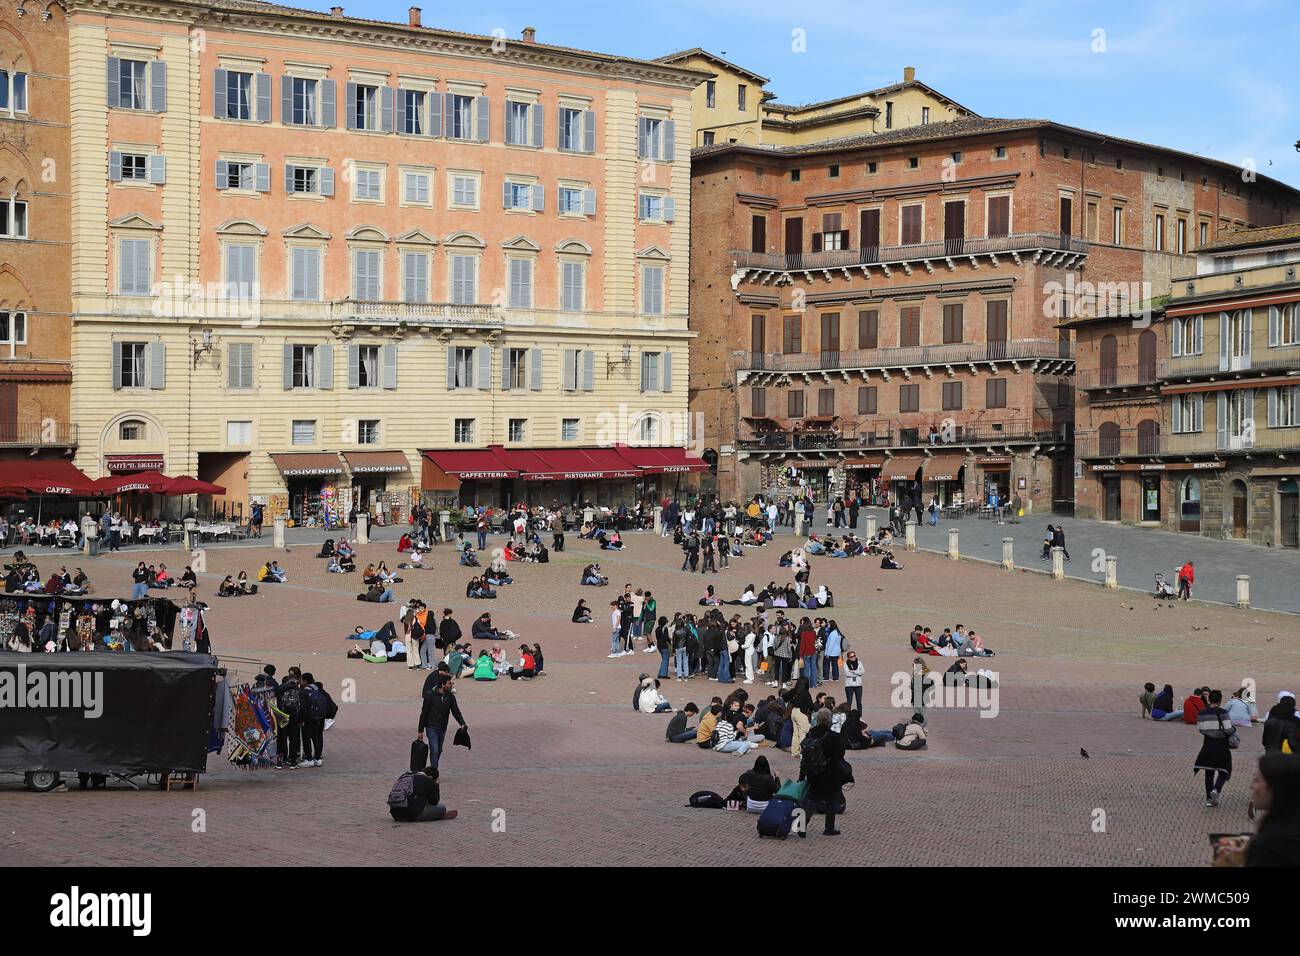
[299,671,337,767]
[1195,689,1235,808]
[275,669,305,769]
[387,767,457,823]
[417,673,468,770]
[799,707,848,836]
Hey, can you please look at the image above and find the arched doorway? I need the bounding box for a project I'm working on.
[1280,479,1299,549]
[1137,329,1157,383]
[1099,334,1118,386]
[1229,479,1248,538]
[1179,476,1201,533]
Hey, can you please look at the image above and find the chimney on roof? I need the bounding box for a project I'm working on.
[903,66,915,83]
[521,26,537,43]
[408,6,421,26]
[330,6,343,17]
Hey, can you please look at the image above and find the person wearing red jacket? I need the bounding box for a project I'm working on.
[1177,561,1195,601]
[797,618,820,688]
[1183,687,1208,725]
[509,645,536,680]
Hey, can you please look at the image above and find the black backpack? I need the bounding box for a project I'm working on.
[891,722,908,740]
[278,684,302,716]
[687,790,726,809]
[799,733,828,778]
[305,686,336,721]
[387,773,416,809]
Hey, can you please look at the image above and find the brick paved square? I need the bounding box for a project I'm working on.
[2,528,1296,866]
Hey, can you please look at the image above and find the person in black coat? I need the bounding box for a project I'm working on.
[1245,753,1300,866]
[799,707,848,835]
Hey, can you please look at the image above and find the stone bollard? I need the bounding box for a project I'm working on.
[947,527,959,560]
[1051,546,1065,580]
[865,514,877,538]
[1105,555,1118,589]
[183,517,198,553]
[273,515,286,549]
[356,511,370,544]
[439,510,450,543]
[82,516,98,558]
[1236,575,1250,609]
[905,520,917,551]
[1001,537,1014,570]
[795,513,807,537]
[653,506,662,534]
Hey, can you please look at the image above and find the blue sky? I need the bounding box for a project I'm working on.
[333,0,1299,188]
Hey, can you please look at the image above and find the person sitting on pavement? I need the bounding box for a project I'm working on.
[572,599,593,623]
[1150,684,1184,721]
[388,767,457,823]
[637,675,673,713]
[880,550,904,570]
[581,563,609,586]
[508,644,537,680]
[472,649,497,681]
[465,576,497,599]
[358,581,394,603]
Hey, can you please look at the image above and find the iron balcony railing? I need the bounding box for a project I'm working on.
[1076,363,1161,390]
[1163,428,1300,456]
[1162,343,1300,380]
[745,338,1073,374]
[331,300,506,326]
[733,231,1091,274]
[1075,430,1166,459]
[738,414,1063,452]
[0,422,79,447]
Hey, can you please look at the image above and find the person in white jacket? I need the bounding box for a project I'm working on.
[638,676,672,713]
[842,650,864,712]
[742,629,758,684]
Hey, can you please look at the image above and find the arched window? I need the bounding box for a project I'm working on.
[118,419,147,441]
[1138,329,1156,382]
[1098,421,1120,456]
[1099,334,1118,386]
[1137,419,1160,455]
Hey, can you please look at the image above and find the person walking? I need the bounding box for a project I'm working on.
[475,511,489,551]
[1177,560,1195,601]
[416,673,468,771]
[1052,524,1071,562]
[847,496,859,530]
[783,676,814,759]
[1195,689,1235,808]
[551,510,565,552]
[800,707,848,836]
[250,501,264,538]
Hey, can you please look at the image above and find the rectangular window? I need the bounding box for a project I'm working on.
[641,265,664,315]
[225,71,252,120]
[291,247,322,301]
[787,389,805,418]
[347,82,377,131]
[558,106,589,152]
[1112,207,1124,244]
[993,145,1006,159]
[986,378,1007,408]
[817,387,835,417]
[117,238,151,295]
[507,258,533,308]
[403,171,430,204]
[819,312,840,354]
[403,90,425,134]
[858,309,879,350]
[857,386,877,414]
[224,243,256,300]
[884,102,893,129]
[291,420,316,445]
[639,193,664,222]
[354,344,380,388]
[705,80,716,108]
[354,168,382,201]
[222,161,254,191]
[402,251,429,303]
[117,342,147,388]
[942,381,962,410]
[289,165,319,194]
[899,307,921,348]
[452,347,475,388]
[227,343,254,389]
[987,195,1010,238]
[559,186,583,214]
[447,94,475,140]
[450,255,478,304]
[291,345,317,388]
[783,314,802,354]
[638,116,664,160]
[507,349,528,390]
[358,419,380,444]
[116,59,149,110]
[119,152,148,181]
[561,418,579,442]
[226,420,252,445]
[1086,201,1099,241]
[751,386,766,418]
[986,300,1009,342]
[451,174,478,208]
[942,303,964,344]
[352,248,381,300]
[828,164,840,179]
[508,418,527,442]
[561,260,585,312]
[505,100,531,145]
[0,311,27,349]
[1176,218,1187,255]
[1,70,29,113]
[0,198,29,239]
[1172,393,1204,433]
[291,77,318,126]
[899,384,919,412]
[454,419,475,443]
[640,351,661,392]
[1154,212,1166,251]
[751,214,767,254]
[921,106,930,124]
[738,84,747,110]
[900,204,922,245]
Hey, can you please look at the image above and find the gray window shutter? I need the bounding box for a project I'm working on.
[344,82,357,129]
[475,95,490,142]
[531,183,544,212]
[148,154,166,184]
[382,344,397,389]
[215,158,228,188]
[148,341,166,389]
[1216,392,1227,449]
[150,60,167,112]
[395,89,407,134]
[106,56,120,108]
[1219,312,1230,371]
[531,102,544,147]
[1171,317,1182,356]
[1243,310,1253,365]
[583,189,596,216]
[662,351,673,392]
[109,151,123,182]
[443,93,455,136]
[427,91,442,136]
[255,162,270,193]
[380,86,394,132]
[529,347,542,390]
[662,119,675,161]
[317,343,334,390]
[283,344,294,389]
[637,117,648,159]
[281,75,293,124]
[134,241,151,294]
[502,179,512,208]
[663,196,675,222]
[347,344,359,388]
[214,68,228,117]
[562,348,576,390]
[1172,397,1182,433]
[320,79,336,127]
[476,346,491,390]
[112,341,123,390]
[1268,387,1279,428]
[284,164,295,194]
[1269,306,1280,347]
[446,346,456,389]
[583,110,596,154]
[320,166,335,196]
[640,352,650,393]
[256,72,272,122]
[582,349,595,391]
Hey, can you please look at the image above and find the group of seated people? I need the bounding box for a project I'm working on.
[358,579,395,602]
[257,561,287,584]
[467,643,545,681]
[501,539,548,563]
[361,562,403,586]
[1141,683,1260,726]
[465,576,497,599]
[320,538,358,573]
[217,572,259,596]
[595,528,624,550]
[909,623,996,657]
[5,558,93,596]
[346,621,407,662]
[580,563,609,587]
[396,532,431,554]
[457,540,482,568]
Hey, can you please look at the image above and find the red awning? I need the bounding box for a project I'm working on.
[615,445,710,474]
[0,460,100,496]
[421,449,518,480]
[104,454,165,473]
[162,475,226,495]
[574,447,641,479]
[95,470,171,494]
